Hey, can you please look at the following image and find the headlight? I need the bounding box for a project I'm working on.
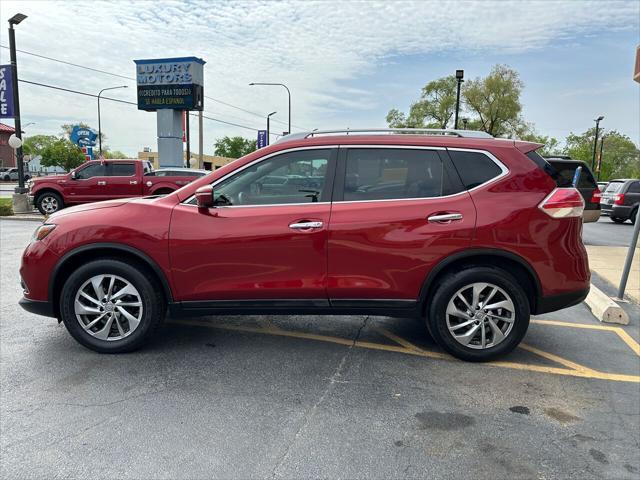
[32,224,56,241]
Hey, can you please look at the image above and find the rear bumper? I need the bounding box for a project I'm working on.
[582,209,601,223]
[601,204,632,219]
[19,297,56,318]
[534,287,589,315]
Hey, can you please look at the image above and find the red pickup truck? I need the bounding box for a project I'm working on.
[29,160,205,215]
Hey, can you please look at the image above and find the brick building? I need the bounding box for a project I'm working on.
[0,123,16,168]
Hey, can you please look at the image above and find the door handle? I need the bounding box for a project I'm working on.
[427,213,463,223]
[97,181,106,186]
[130,180,138,185]
[289,221,323,230]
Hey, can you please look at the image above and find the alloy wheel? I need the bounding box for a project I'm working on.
[74,274,143,341]
[41,196,59,214]
[445,282,515,350]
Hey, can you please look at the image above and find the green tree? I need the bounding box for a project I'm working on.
[386,76,457,129]
[565,128,640,180]
[463,64,524,136]
[40,138,86,171]
[214,136,257,158]
[102,150,130,159]
[511,123,560,156]
[22,134,58,157]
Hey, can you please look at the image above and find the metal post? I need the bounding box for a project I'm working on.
[97,94,102,155]
[454,70,464,130]
[185,111,190,168]
[250,83,291,134]
[198,110,203,168]
[266,111,276,146]
[591,116,603,170]
[616,213,640,300]
[8,22,26,193]
[597,135,605,181]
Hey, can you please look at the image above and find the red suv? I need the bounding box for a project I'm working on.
[19,130,590,361]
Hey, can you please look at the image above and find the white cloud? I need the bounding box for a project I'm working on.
[0,0,637,155]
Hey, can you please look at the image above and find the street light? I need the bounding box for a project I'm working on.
[454,70,464,130]
[8,12,27,195]
[98,85,128,155]
[250,82,291,135]
[266,111,277,146]
[591,115,604,170]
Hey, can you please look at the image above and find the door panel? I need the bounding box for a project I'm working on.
[67,162,106,203]
[170,203,331,301]
[169,147,337,302]
[327,146,475,300]
[105,163,142,198]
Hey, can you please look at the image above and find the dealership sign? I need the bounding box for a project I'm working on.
[134,57,205,111]
[0,65,14,119]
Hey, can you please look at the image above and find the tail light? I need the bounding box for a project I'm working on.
[614,193,625,205]
[538,188,585,218]
[590,187,601,204]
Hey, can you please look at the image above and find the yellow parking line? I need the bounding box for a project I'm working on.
[167,319,640,383]
[519,343,597,374]
[532,319,640,356]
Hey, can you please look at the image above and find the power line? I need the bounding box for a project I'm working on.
[1,44,307,130]
[18,78,280,135]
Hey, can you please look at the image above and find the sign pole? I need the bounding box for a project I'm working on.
[198,110,203,168]
[185,111,190,168]
[8,22,26,194]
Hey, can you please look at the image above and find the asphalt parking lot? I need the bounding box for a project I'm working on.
[1,219,639,479]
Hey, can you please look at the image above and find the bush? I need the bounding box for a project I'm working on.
[0,198,13,216]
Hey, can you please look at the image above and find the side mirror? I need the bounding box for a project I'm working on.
[70,171,77,180]
[195,185,214,209]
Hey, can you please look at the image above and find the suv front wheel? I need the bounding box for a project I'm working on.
[427,267,530,362]
[59,259,166,353]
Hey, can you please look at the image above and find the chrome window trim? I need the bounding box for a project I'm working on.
[181,145,509,208]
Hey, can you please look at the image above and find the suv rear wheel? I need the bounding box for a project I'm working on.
[427,267,530,362]
[59,259,166,353]
[36,192,63,215]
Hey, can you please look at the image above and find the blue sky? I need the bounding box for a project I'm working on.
[0,0,638,156]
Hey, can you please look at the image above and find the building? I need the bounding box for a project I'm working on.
[0,123,16,168]
[137,150,235,171]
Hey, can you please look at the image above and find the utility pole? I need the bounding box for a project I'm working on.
[454,70,464,130]
[591,116,604,170]
[98,85,127,156]
[250,83,291,135]
[198,110,203,168]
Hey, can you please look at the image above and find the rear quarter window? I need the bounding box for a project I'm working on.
[448,150,503,189]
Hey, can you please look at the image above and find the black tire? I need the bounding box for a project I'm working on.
[610,216,626,224]
[631,209,637,225]
[2,175,9,181]
[427,267,530,362]
[36,192,64,215]
[59,258,166,353]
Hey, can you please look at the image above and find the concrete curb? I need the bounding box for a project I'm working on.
[0,215,43,222]
[585,283,629,325]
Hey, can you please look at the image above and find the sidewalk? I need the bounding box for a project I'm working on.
[586,245,640,303]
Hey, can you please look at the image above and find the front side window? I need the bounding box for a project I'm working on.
[75,163,106,179]
[211,149,332,206]
[342,148,444,201]
[108,163,136,176]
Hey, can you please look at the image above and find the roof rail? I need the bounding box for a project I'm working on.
[276,128,493,143]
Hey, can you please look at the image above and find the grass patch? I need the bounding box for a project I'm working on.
[0,198,13,216]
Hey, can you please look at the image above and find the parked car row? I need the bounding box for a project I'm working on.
[28,160,207,215]
[600,179,640,224]
[20,129,590,362]
[1,167,32,182]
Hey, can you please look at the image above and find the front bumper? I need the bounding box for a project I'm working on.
[19,297,55,318]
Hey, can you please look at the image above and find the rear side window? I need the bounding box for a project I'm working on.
[448,150,503,189]
[343,148,444,201]
[108,163,135,176]
[627,182,640,193]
